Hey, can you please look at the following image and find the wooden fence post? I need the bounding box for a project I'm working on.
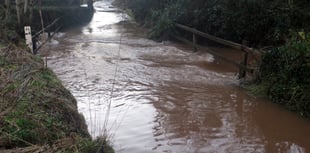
[174,23,260,79]
[32,37,37,54]
[239,40,248,79]
[47,31,51,38]
[15,0,22,25]
[193,33,197,51]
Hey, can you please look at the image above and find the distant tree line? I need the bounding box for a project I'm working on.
[115,0,310,46]
[0,0,92,42]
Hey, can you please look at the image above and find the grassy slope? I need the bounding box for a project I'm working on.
[0,45,113,153]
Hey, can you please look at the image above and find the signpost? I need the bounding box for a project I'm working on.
[24,26,33,54]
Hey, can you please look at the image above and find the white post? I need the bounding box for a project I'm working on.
[24,26,34,53]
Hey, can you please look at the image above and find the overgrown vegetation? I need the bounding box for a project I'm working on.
[0,46,114,152]
[114,0,310,117]
[254,33,310,117]
[115,0,310,46]
[0,6,19,43]
[0,0,93,44]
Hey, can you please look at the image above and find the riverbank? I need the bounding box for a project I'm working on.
[0,44,113,152]
[247,37,310,118]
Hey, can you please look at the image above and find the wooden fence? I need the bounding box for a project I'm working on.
[173,23,262,79]
[32,17,62,54]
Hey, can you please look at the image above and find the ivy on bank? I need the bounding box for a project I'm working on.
[258,33,310,117]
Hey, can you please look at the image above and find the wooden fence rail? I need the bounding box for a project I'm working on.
[173,36,254,73]
[32,17,61,38]
[175,24,246,51]
[175,24,262,56]
[174,23,262,79]
[32,17,62,54]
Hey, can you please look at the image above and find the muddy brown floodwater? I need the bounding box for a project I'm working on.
[41,0,310,153]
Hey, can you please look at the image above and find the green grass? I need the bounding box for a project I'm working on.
[245,83,268,98]
[0,56,7,65]
[0,48,114,152]
[77,137,114,153]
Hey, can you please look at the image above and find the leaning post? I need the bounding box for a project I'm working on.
[239,40,248,79]
[193,33,197,51]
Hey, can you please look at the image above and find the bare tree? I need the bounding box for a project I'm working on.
[4,0,10,21]
[15,0,21,24]
[24,0,29,14]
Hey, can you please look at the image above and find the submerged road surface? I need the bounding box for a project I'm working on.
[42,0,310,152]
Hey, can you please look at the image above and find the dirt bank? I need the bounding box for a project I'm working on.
[0,45,113,153]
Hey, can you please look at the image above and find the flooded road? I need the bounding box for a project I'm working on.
[42,0,310,152]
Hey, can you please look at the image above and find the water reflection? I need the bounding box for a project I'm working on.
[150,83,264,153]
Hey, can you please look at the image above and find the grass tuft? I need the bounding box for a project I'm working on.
[0,46,114,152]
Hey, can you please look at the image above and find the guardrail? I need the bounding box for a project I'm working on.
[173,23,262,79]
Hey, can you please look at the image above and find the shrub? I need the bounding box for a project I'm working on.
[259,33,310,117]
[115,0,310,46]
[149,0,187,39]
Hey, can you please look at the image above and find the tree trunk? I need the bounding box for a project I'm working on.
[15,0,21,25]
[29,0,33,24]
[24,0,29,14]
[4,0,10,21]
